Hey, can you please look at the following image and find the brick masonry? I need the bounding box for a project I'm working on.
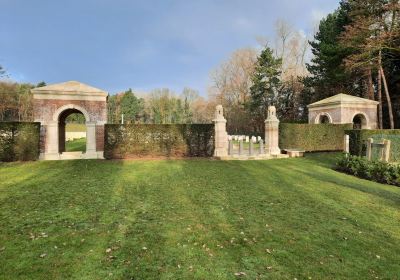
[33,99,107,124]
[96,125,105,152]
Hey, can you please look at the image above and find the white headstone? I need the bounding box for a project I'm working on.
[245,136,249,143]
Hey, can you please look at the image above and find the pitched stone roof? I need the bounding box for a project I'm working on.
[307,93,379,108]
[31,81,107,96]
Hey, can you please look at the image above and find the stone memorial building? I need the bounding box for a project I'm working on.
[307,93,379,129]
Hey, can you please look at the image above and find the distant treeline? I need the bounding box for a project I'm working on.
[107,88,213,124]
[0,81,214,124]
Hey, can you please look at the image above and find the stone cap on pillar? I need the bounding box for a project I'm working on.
[265,106,279,122]
[213,105,226,122]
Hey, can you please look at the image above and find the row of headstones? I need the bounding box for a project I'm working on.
[228,138,265,156]
[228,135,262,143]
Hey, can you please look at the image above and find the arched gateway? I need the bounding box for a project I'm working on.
[32,81,108,160]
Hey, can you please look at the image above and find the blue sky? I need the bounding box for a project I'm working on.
[0,0,340,95]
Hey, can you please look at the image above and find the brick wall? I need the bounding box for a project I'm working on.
[96,125,104,151]
[33,99,107,123]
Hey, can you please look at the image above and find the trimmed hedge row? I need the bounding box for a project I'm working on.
[346,129,400,162]
[0,122,41,162]
[279,123,353,152]
[104,124,214,159]
[336,154,400,186]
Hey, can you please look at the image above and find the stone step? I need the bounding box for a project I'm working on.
[60,152,84,160]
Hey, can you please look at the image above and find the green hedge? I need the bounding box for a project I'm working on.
[346,129,400,162]
[0,122,41,162]
[336,154,400,187]
[279,123,353,152]
[104,124,214,159]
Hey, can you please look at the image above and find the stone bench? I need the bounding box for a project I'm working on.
[283,149,305,158]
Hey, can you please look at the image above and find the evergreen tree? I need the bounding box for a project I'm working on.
[248,46,282,132]
[120,89,144,123]
[304,1,356,103]
[36,81,46,87]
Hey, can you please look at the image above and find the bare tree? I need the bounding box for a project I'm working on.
[275,19,293,62]
[211,48,258,106]
[210,48,258,132]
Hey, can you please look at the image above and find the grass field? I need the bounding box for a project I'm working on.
[65,138,86,152]
[0,153,399,279]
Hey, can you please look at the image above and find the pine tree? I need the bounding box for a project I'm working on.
[304,1,356,101]
[120,89,144,123]
[248,46,282,132]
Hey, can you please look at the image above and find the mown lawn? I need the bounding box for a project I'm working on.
[0,153,399,279]
[66,138,86,152]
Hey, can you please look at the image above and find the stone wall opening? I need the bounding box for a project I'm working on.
[59,109,87,153]
[319,114,331,124]
[353,113,367,129]
[314,113,332,124]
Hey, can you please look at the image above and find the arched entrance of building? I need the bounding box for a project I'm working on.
[32,81,108,160]
[352,113,367,129]
[314,113,332,124]
[50,104,98,159]
[58,108,87,153]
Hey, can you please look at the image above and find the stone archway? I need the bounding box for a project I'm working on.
[54,105,93,155]
[314,112,332,124]
[32,81,108,160]
[352,113,368,129]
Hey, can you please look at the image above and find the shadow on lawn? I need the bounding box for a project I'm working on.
[2,157,400,279]
[300,167,400,204]
[233,160,400,277]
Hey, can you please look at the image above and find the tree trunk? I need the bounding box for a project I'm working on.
[367,68,374,100]
[380,65,395,129]
[378,66,383,129]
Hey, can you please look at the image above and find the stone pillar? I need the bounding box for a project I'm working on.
[228,140,233,155]
[259,139,264,154]
[249,141,254,156]
[213,105,228,157]
[366,138,373,160]
[382,139,391,163]
[85,122,97,157]
[43,121,60,160]
[344,135,350,154]
[264,106,280,155]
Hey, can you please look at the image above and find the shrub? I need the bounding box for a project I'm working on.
[104,124,214,159]
[0,122,41,162]
[346,129,400,162]
[279,123,352,152]
[336,154,400,186]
